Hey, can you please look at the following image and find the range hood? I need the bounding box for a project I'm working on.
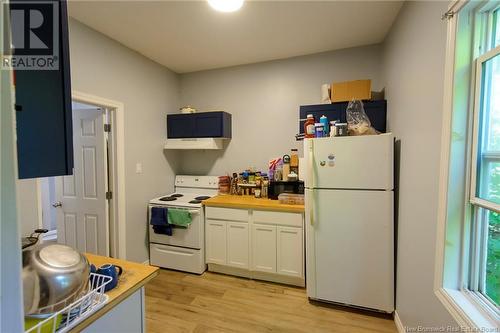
[165,111,231,150]
[164,138,227,150]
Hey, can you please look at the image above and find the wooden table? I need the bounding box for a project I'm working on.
[70,254,158,332]
[203,195,304,213]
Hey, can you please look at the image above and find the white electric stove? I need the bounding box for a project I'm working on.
[148,175,219,274]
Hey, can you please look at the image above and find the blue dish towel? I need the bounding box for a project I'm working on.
[150,207,172,236]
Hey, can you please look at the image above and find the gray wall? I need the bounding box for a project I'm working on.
[16,179,40,236]
[178,45,384,175]
[69,19,180,262]
[382,1,456,328]
[1,11,24,328]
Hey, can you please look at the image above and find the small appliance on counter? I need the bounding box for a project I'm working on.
[268,180,304,200]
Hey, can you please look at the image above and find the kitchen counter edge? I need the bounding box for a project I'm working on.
[203,195,304,213]
[70,254,159,332]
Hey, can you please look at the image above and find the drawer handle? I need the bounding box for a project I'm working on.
[155,247,194,256]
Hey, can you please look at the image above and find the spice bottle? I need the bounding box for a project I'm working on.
[304,114,315,138]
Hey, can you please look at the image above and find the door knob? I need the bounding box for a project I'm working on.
[52,201,62,208]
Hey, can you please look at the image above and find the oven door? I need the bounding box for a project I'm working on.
[148,205,202,249]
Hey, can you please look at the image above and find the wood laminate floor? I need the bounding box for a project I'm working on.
[145,269,397,333]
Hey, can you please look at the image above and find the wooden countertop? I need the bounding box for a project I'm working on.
[71,254,159,332]
[203,195,304,213]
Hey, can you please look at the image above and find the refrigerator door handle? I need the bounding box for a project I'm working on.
[309,190,315,225]
[308,140,315,225]
[308,139,315,188]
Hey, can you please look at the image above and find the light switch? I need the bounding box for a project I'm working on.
[135,163,143,174]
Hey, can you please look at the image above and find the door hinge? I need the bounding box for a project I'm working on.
[104,124,111,132]
[106,191,113,200]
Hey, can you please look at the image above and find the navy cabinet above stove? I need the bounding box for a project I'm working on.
[167,111,232,139]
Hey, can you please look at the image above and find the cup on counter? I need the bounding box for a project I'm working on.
[91,263,123,292]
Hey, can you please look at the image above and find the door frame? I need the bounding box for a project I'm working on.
[70,91,126,259]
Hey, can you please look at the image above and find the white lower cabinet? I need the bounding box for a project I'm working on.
[83,288,145,333]
[227,222,249,269]
[206,220,227,264]
[277,226,303,277]
[205,207,305,286]
[251,224,276,273]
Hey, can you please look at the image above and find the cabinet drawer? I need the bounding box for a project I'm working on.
[206,207,248,222]
[253,210,303,227]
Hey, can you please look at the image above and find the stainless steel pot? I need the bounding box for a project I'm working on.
[22,243,90,315]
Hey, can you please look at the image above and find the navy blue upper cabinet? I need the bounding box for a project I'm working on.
[299,100,387,134]
[167,112,232,139]
[12,0,73,179]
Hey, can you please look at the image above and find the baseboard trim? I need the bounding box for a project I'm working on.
[394,310,404,333]
[208,263,305,287]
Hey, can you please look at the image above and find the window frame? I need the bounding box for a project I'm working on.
[467,3,500,320]
[435,0,500,329]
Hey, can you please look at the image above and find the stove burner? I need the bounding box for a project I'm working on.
[159,196,177,201]
[189,200,202,204]
[194,196,211,201]
[170,193,183,198]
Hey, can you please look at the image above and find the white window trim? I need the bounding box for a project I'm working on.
[470,44,500,213]
[434,1,500,329]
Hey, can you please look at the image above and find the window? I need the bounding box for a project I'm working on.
[439,1,500,328]
[469,3,500,312]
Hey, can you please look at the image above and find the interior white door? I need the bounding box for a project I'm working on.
[277,226,303,278]
[308,188,394,312]
[55,108,108,256]
[226,222,249,269]
[251,224,276,273]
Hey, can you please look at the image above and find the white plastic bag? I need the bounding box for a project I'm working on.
[346,100,377,136]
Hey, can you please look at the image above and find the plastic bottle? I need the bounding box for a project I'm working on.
[304,114,315,138]
[290,149,299,168]
[320,115,329,136]
[282,155,291,181]
[315,123,324,138]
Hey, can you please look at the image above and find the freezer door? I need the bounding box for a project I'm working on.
[305,188,394,312]
[304,133,393,190]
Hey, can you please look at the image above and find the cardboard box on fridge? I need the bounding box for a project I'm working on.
[331,79,372,103]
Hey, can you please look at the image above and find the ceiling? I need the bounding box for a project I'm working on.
[68,1,403,74]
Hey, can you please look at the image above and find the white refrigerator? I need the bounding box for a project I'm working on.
[304,133,394,313]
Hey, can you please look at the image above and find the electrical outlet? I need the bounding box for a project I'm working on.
[135,163,143,174]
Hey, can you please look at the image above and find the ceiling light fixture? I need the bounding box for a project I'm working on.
[207,0,244,13]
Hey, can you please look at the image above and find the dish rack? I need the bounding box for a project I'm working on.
[25,273,112,333]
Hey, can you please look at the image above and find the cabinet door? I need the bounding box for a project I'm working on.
[251,225,276,273]
[167,114,195,138]
[226,222,249,269]
[206,220,227,265]
[13,0,73,179]
[277,227,303,278]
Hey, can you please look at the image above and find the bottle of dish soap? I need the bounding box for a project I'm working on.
[320,115,329,136]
